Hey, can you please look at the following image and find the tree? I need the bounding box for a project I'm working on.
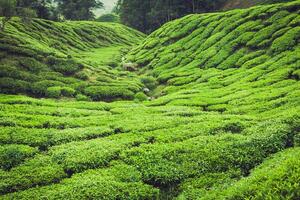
[55,0,103,20]
[16,0,55,20]
[116,0,228,33]
[18,6,37,23]
[116,0,150,32]
[0,0,16,31]
[31,0,53,19]
[97,13,120,23]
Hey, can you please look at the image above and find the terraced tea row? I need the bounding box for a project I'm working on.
[127,1,300,117]
[0,94,299,199]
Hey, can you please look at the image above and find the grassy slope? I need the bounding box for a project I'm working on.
[0,18,145,101]
[127,0,300,118]
[0,1,300,199]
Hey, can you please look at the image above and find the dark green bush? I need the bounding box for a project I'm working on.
[0,155,67,194]
[0,145,37,170]
[71,82,88,94]
[61,87,76,97]
[141,76,158,90]
[0,64,40,82]
[19,57,46,73]
[0,78,30,94]
[74,71,89,80]
[46,87,62,98]
[39,71,64,80]
[0,51,7,59]
[96,75,114,83]
[75,94,90,101]
[84,86,135,101]
[135,92,148,102]
[31,80,64,96]
[271,27,300,53]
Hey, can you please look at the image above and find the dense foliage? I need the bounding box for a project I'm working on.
[0,18,145,101]
[116,0,297,33]
[115,0,228,33]
[0,0,299,199]
[55,0,104,20]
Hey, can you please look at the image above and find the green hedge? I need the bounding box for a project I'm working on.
[0,145,38,170]
[210,147,300,200]
[121,121,292,186]
[31,80,65,96]
[84,86,135,101]
[0,78,30,94]
[0,155,66,194]
[3,164,159,199]
[47,56,83,75]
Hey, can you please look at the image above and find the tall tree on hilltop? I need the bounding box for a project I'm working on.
[115,0,149,32]
[55,0,103,20]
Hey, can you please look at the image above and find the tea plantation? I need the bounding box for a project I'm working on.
[0,18,145,101]
[0,1,300,199]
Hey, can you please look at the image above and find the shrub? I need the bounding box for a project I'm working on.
[0,145,38,170]
[140,76,158,90]
[75,94,90,101]
[214,148,300,200]
[0,51,7,59]
[121,121,291,186]
[84,86,135,101]
[39,71,64,80]
[19,57,46,73]
[71,82,88,93]
[270,27,300,53]
[0,155,67,194]
[135,92,148,102]
[31,80,64,96]
[3,164,159,199]
[0,78,30,94]
[61,87,75,97]
[96,75,114,83]
[74,71,89,80]
[47,56,83,75]
[46,87,61,98]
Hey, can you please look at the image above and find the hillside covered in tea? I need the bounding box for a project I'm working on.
[0,0,300,199]
[0,18,145,101]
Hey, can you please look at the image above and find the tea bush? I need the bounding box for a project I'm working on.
[75,94,90,101]
[135,92,148,102]
[141,76,158,90]
[0,155,67,194]
[3,164,159,200]
[46,87,62,98]
[210,148,300,200]
[0,145,38,170]
[84,86,135,101]
[0,78,30,94]
[31,80,65,96]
